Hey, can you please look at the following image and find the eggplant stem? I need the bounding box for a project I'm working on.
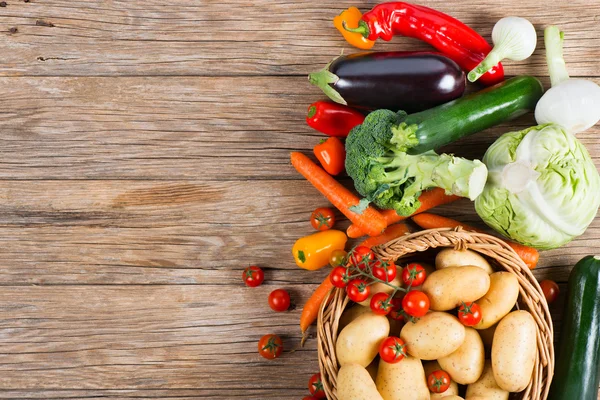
[545,26,570,87]
[308,65,346,105]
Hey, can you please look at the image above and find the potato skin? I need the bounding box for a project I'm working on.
[400,312,465,360]
[338,363,384,400]
[422,266,490,311]
[438,327,484,384]
[435,249,493,274]
[376,356,429,400]
[339,305,371,332]
[492,311,537,392]
[466,360,509,400]
[337,313,390,367]
[423,361,459,398]
[359,276,402,306]
[440,397,464,400]
[474,272,519,330]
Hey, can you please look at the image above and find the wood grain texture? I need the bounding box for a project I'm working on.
[0,0,598,398]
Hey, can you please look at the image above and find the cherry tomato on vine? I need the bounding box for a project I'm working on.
[388,297,405,321]
[540,280,560,304]
[258,334,283,359]
[427,370,451,393]
[346,279,370,302]
[330,266,350,288]
[329,249,348,267]
[372,260,397,282]
[350,246,375,269]
[402,290,430,317]
[308,373,326,399]
[370,292,393,316]
[458,301,482,326]
[310,207,336,231]
[268,289,290,312]
[401,263,427,287]
[242,266,264,287]
[378,336,407,364]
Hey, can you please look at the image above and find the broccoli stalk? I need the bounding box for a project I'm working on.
[345,110,488,216]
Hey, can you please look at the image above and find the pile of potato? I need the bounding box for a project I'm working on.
[335,249,538,400]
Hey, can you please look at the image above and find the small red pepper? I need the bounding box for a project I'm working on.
[313,137,346,176]
[306,101,365,137]
[342,2,504,86]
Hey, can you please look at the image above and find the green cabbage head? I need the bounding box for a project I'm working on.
[475,123,600,249]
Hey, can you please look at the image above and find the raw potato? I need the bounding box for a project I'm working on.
[339,305,371,331]
[492,311,537,392]
[338,363,384,400]
[400,312,465,360]
[423,361,459,398]
[435,249,493,274]
[359,276,402,306]
[438,327,485,384]
[422,266,490,311]
[440,397,464,400]
[466,361,509,400]
[337,313,390,367]
[474,272,519,330]
[376,356,429,400]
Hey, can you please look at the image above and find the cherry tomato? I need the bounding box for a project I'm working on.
[388,297,406,321]
[458,301,482,326]
[310,207,336,231]
[268,289,291,312]
[302,397,319,400]
[540,280,560,304]
[427,370,451,393]
[402,290,430,317]
[308,373,326,399]
[372,260,397,282]
[242,266,264,287]
[401,263,427,287]
[346,279,370,303]
[313,137,346,176]
[378,336,407,364]
[350,246,375,269]
[258,334,283,359]
[329,249,348,267]
[370,292,393,316]
[330,266,351,288]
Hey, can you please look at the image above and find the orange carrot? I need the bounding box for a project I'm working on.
[412,213,539,270]
[359,222,411,249]
[346,188,461,238]
[291,152,386,237]
[300,276,334,345]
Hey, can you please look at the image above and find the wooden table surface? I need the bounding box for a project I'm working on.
[0,1,599,399]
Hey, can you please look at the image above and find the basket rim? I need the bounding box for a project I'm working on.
[317,227,554,400]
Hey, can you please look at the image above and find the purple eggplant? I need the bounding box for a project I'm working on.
[309,52,466,113]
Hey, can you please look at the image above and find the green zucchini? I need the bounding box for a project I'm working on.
[549,255,600,400]
[402,76,544,154]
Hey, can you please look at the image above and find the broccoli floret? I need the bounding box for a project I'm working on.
[345,110,488,216]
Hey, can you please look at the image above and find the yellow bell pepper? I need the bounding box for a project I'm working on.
[292,230,347,270]
[333,7,375,50]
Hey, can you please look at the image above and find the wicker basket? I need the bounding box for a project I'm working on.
[317,228,554,400]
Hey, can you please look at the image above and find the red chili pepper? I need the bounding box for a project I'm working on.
[306,101,365,137]
[343,3,504,86]
[313,137,346,176]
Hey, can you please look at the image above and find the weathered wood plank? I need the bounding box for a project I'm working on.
[0,0,598,77]
[0,76,599,180]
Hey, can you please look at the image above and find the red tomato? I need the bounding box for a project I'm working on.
[370,292,393,316]
[329,249,348,267]
[242,266,264,287]
[308,373,326,399]
[372,260,397,282]
[401,263,427,287]
[388,297,406,321]
[330,266,350,288]
[302,397,319,400]
[310,207,336,231]
[346,279,370,302]
[350,246,375,269]
[313,137,346,176]
[402,290,430,317]
[258,334,283,360]
[540,280,560,304]
[427,370,451,393]
[458,301,482,326]
[268,289,291,312]
[378,336,407,364]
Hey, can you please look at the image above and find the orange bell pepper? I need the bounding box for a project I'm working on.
[292,230,347,270]
[333,7,375,50]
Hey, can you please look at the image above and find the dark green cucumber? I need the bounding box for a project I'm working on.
[549,255,600,400]
[404,76,544,155]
